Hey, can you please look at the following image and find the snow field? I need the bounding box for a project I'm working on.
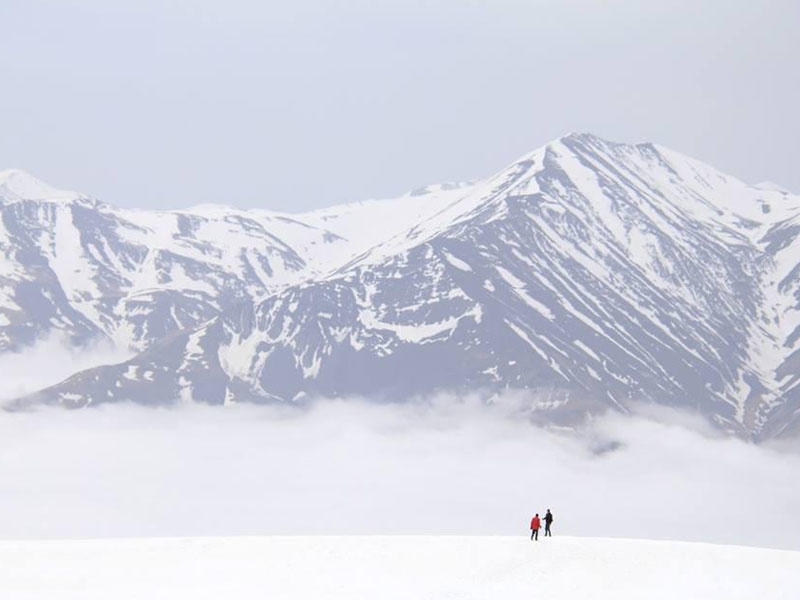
[1,535,797,600]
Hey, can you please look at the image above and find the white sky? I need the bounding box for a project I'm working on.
[1,0,798,211]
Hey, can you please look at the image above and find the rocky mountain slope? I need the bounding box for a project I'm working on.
[3,134,800,439]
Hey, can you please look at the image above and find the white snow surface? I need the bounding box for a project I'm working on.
[298,182,479,270]
[0,535,796,600]
[0,169,82,202]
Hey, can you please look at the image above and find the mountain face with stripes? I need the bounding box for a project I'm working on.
[3,134,800,440]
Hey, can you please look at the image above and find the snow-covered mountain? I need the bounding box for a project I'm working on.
[4,134,800,440]
[0,168,353,351]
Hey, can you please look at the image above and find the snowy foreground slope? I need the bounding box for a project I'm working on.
[1,536,797,600]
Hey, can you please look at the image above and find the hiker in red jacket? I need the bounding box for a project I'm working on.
[530,513,541,541]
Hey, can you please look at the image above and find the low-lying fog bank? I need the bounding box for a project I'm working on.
[0,396,797,550]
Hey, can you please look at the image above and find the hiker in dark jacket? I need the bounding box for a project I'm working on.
[544,509,553,537]
[530,514,541,540]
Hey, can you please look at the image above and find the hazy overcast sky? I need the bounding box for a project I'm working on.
[1,0,797,211]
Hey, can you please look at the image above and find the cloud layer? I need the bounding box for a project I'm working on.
[0,394,797,550]
[0,335,130,401]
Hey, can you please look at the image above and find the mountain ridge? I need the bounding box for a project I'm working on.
[3,133,800,440]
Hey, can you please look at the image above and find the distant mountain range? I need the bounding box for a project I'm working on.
[2,133,799,440]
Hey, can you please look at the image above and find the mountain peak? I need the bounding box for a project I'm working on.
[556,132,657,152]
[0,169,82,202]
[754,180,793,194]
[408,181,474,197]
[558,131,604,143]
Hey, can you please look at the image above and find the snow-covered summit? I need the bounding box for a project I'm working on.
[0,168,82,202]
[755,180,793,194]
[409,180,474,196]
